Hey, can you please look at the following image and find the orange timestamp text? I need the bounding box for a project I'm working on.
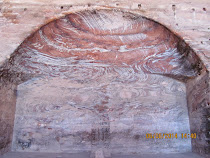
[146,133,197,139]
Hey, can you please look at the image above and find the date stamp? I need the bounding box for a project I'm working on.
[146,133,196,139]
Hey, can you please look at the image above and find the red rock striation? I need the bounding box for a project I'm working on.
[2,9,204,82]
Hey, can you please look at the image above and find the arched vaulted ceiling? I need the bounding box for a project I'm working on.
[0,9,205,83]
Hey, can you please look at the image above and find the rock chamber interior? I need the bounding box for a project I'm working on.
[0,9,209,158]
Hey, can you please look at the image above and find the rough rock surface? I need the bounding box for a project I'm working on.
[12,74,191,154]
[0,80,17,155]
[0,3,209,157]
[5,9,200,155]
[2,9,204,81]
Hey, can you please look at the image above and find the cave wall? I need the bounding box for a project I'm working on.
[0,80,17,155]
[0,0,209,157]
[186,71,209,156]
[0,0,209,72]
[5,8,203,155]
[12,74,191,154]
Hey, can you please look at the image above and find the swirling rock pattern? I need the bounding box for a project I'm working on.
[12,74,191,154]
[1,9,205,155]
[3,9,203,82]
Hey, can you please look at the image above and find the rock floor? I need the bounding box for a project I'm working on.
[0,152,205,158]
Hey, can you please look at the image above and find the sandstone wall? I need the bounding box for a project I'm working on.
[186,71,209,156]
[12,74,191,154]
[0,0,209,71]
[0,0,209,157]
[0,79,17,155]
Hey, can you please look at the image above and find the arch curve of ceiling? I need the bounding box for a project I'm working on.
[0,9,205,83]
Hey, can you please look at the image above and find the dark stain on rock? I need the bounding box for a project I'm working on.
[94,105,108,113]
[17,139,32,149]
[134,134,140,140]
